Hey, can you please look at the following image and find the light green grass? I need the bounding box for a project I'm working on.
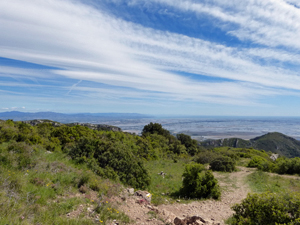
[214,172,238,191]
[144,159,187,204]
[0,142,129,225]
[247,170,300,193]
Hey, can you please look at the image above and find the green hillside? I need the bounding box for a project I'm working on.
[2,119,300,224]
[201,132,300,158]
[250,132,300,158]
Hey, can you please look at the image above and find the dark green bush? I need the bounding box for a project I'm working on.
[210,156,236,172]
[179,163,220,199]
[69,137,151,189]
[177,133,199,156]
[142,122,170,137]
[231,192,300,225]
[274,157,300,175]
[248,156,265,167]
[195,150,220,164]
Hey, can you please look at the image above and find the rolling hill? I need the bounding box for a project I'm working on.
[200,132,300,158]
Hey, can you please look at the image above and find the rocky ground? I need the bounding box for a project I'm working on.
[62,167,254,224]
[114,167,254,225]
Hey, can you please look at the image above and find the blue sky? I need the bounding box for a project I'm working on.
[1,0,300,116]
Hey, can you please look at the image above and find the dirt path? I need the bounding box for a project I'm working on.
[157,167,254,224]
[116,167,255,225]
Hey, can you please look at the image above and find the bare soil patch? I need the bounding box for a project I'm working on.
[115,167,255,225]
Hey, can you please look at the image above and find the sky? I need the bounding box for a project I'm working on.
[1,0,300,116]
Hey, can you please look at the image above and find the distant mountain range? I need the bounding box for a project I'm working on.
[201,132,300,158]
[0,111,152,123]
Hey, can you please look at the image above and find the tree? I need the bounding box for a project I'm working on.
[177,133,199,156]
[142,122,170,137]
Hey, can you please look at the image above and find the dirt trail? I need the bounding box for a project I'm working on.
[157,167,254,224]
[117,167,255,225]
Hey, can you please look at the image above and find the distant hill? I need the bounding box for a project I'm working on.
[22,119,122,132]
[0,111,152,123]
[201,132,300,158]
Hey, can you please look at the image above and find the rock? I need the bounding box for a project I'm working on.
[152,206,159,213]
[134,190,151,203]
[127,188,134,195]
[87,207,93,212]
[158,171,166,178]
[174,216,221,225]
[147,205,153,210]
[270,153,279,161]
[174,217,187,225]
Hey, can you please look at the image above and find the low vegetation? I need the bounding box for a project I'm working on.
[2,119,300,224]
[201,132,300,158]
[231,192,300,225]
[179,163,220,200]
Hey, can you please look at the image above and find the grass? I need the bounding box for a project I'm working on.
[0,142,129,225]
[247,170,300,193]
[214,172,238,191]
[236,158,251,167]
[144,158,187,205]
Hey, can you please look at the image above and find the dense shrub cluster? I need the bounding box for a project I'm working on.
[179,163,220,199]
[176,133,199,156]
[210,156,236,172]
[273,157,300,175]
[231,192,300,225]
[247,156,274,171]
[247,154,300,175]
[0,120,203,189]
[194,150,220,164]
[69,137,151,189]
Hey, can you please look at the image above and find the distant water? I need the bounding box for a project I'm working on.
[108,117,300,141]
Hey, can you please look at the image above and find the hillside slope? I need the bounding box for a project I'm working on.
[201,132,300,158]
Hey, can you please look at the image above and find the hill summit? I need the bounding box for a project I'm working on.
[201,132,300,158]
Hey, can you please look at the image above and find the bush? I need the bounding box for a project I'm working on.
[177,133,199,156]
[195,150,220,164]
[210,156,236,172]
[179,163,220,199]
[69,138,151,189]
[231,192,300,225]
[274,157,300,175]
[247,156,267,168]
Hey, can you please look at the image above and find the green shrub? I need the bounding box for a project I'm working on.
[69,138,151,189]
[177,133,199,156]
[179,163,220,199]
[6,141,36,169]
[195,150,220,164]
[210,156,236,172]
[274,157,300,175]
[248,156,267,168]
[231,192,300,225]
[142,122,170,137]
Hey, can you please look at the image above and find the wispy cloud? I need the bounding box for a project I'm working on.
[0,0,300,114]
[1,106,25,111]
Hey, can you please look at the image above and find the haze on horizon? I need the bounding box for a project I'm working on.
[1,0,300,116]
